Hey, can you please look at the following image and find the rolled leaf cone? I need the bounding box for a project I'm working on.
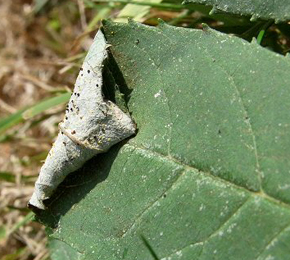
[28,30,136,210]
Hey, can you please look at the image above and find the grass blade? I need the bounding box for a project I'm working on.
[0,108,26,136]
[9,212,35,235]
[22,92,70,119]
[0,172,16,183]
[0,92,70,136]
[140,235,159,260]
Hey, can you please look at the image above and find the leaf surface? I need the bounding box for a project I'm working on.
[49,238,83,260]
[38,21,290,260]
[183,0,290,22]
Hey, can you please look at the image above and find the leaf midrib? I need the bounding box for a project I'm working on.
[118,143,290,259]
[124,26,265,193]
[125,143,290,210]
[201,42,263,189]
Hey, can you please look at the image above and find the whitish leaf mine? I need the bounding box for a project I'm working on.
[28,30,136,210]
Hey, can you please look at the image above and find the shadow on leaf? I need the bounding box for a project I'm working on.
[34,143,124,229]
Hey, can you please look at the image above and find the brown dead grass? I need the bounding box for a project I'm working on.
[0,1,90,259]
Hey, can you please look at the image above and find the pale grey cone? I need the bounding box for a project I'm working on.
[28,30,136,210]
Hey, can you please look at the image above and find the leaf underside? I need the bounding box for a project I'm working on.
[183,0,290,22]
[38,21,290,260]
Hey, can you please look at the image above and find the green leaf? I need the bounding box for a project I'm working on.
[37,21,290,259]
[183,0,290,22]
[49,238,83,260]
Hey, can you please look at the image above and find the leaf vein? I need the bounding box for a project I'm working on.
[126,144,290,209]
[121,167,185,238]
[256,223,290,260]
[128,40,174,156]
[201,44,263,190]
[159,197,251,260]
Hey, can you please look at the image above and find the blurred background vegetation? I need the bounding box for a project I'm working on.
[0,0,289,259]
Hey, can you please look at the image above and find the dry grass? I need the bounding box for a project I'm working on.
[0,1,89,259]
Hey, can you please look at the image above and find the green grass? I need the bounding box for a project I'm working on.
[0,92,70,137]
